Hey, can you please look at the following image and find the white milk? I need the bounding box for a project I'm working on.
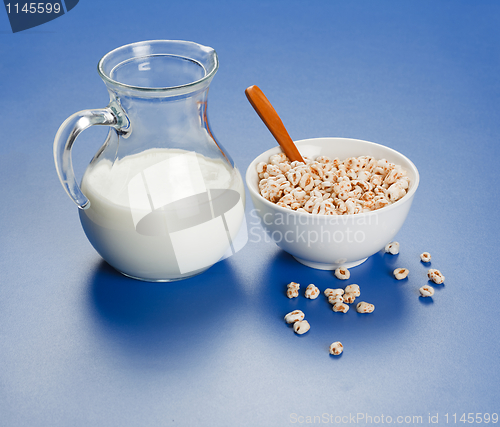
[80,148,245,281]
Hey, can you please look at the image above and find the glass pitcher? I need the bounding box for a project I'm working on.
[54,40,246,282]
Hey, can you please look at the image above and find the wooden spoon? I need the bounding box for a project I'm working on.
[245,85,305,163]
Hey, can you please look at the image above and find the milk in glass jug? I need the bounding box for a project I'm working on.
[54,40,246,282]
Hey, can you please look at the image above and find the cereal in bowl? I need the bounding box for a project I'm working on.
[257,154,410,215]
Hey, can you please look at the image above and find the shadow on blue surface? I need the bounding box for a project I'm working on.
[419,296,434,305]
[86,259,245,368]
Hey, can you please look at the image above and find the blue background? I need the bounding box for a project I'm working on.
[1,1,499,426]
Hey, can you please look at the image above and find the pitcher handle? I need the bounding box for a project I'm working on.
[53,102,130,209]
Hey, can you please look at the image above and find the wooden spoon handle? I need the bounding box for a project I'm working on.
[245,85,305,163]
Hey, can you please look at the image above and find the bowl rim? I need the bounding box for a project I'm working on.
[245,137,420,219]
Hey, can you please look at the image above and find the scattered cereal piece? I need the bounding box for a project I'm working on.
[332,302,349,313]
[356,301,375,313]
[284,310,305,324]
[286,282,300,298]
[428,269,445,284]
[329,341,343,356]
[335,267,350,280]
[385,241,400,255]
[328,295,344,304]
[305,284,320,299]
[293,320,310,335]
[419,285,435,297]
[393,268,409,280]
[342,293,356,304]
[324,288,344,297]
[344,284,360,297]
[420,252,431,263]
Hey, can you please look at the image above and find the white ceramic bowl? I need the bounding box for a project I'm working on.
[246,137,419,270]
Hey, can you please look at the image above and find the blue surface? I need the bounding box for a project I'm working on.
[1,1,499,426]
